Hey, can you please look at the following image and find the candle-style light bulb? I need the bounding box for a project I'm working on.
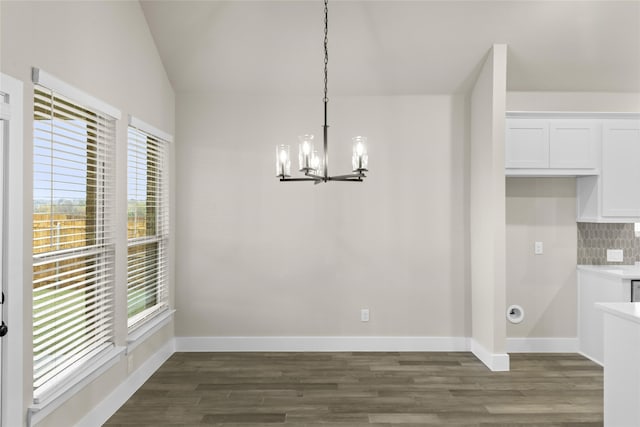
[279,149,288,163]
[352,136,368,172]
[276,144,291,177]
[298,134,315,172]
[311,149,322,174]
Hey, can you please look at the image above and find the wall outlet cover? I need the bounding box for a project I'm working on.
[360,308,369,322]
[534,241,543,255]
[607,249,624,263]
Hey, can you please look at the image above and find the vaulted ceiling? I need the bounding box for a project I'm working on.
[140,0,640,96]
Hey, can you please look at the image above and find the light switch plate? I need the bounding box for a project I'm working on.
[360,308,369,322]
[534,241,543,255]
[607,249,624,262]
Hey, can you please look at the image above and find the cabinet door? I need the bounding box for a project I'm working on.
[549,120,597,169]
[505,119,549,168]
[578,272,627,365]
[602,120,640,217]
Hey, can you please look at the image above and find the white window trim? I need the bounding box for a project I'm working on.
[32,81,117,399]
[126,309,175,354]
[128,115,173,143]
[126,122,170,333]
[31,68,121,120]
[27,346,125,427]
[1,72,25,427]
[126,236,168,332]
[127,297,169,331]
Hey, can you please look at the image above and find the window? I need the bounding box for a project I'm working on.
[127,124,169,330]
[32,85,115,400]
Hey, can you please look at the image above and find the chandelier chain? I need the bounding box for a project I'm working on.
[276,0,367,183]
[323,0,329,103]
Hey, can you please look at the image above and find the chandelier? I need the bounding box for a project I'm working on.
[276,0,369,183]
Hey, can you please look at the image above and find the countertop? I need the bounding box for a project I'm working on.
[577,265,640,280]
[596,302,640,324]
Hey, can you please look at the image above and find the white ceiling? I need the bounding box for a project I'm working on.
[140,0,640,96]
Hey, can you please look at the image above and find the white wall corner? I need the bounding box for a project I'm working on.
[174,336,470,353]
[506,337,578,353]
[73,338,175,427]
[471,339,510,372]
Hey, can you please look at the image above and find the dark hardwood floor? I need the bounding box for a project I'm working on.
[104,352,603,426]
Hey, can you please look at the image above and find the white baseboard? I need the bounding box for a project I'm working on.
[175,336,470,352]
[73,338,175,427]
[578,350,603,367]
[471,339,510,371]
[507,337,579,353]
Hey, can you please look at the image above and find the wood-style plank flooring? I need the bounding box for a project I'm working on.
[104,352,603,426]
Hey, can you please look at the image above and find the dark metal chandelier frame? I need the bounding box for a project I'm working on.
[276,0,368,184]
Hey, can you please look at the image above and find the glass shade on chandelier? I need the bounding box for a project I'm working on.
[276,134,367,180]
[275,0,369,184]
[352,136,368,172]
[310,149,322,173]
[276,144,291,178]
[298,134,315,173]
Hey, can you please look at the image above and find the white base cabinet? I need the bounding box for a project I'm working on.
[577,269,630,365]
[597,303,640,427]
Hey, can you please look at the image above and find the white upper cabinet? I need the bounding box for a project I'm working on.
[505,119,549,168]
[505,114,598,175]
[549,120,597,169]
[601,120,640,217]
[505,113,640,222]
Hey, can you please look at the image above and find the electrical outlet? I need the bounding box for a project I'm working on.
[607,249,624,262]
[360,308,369,322]
[534,241,543,255]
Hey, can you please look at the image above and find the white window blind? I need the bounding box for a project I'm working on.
[32,85,115,400]
[127,125,169,330]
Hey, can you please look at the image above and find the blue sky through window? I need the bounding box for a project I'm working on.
[34,122,149,212]
[34,119,89,213]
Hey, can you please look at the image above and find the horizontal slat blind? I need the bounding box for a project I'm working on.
[127,126,169,330]
[33,85,115,399]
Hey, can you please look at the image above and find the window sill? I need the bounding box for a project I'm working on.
[28,346,125,427]
[127,309,175,354]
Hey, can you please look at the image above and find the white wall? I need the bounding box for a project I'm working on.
[507,92,640,112]
[506,178,577,338]
[1,1,175,426]
[469,45,508,370]
[175,93,470,340]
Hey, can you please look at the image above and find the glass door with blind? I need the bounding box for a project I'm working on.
[0,89,8,427]
[0,72,24,427]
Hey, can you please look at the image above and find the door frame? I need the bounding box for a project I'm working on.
[1,72,26,427]
[0,90,5,425]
